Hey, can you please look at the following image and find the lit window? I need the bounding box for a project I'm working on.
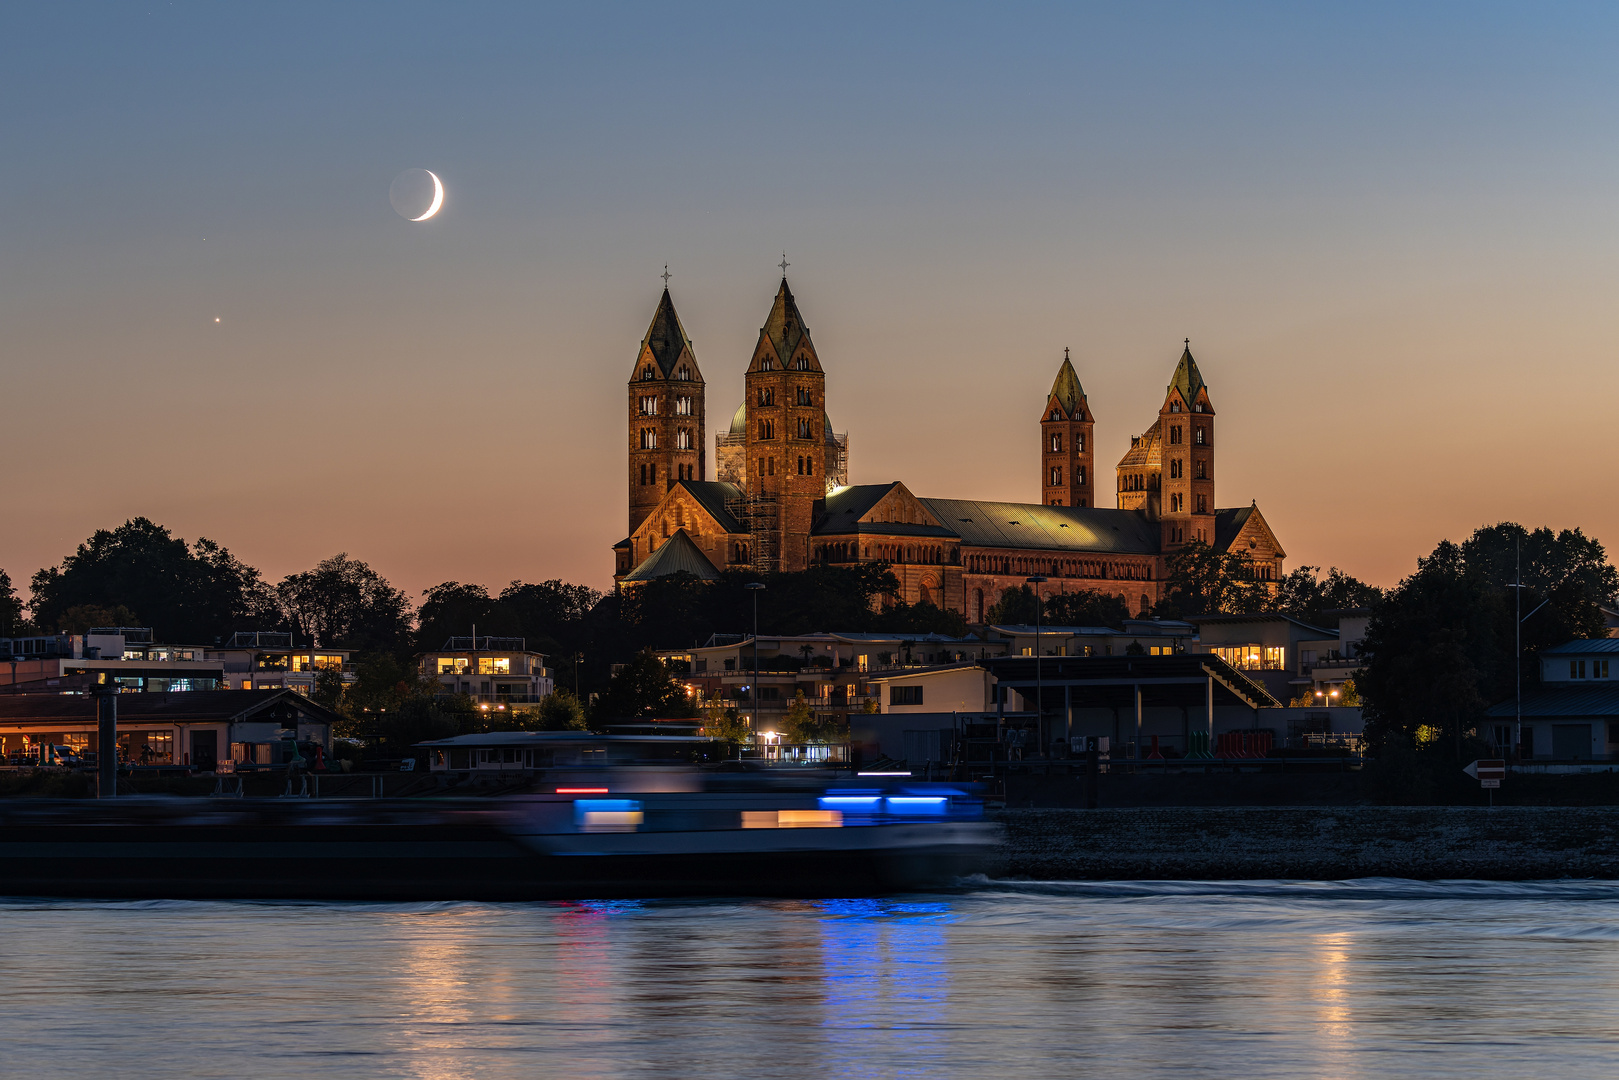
[677,429,692,450]
[1050,466,1062,486]
[676,396,692,415]
[478,657,512,675]
[1195,427,1206,445]
[639,395,658,415]
[1050,433,1062,452]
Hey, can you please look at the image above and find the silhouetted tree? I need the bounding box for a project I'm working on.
[1272,565,1383,627]
[0,569,26,636]
[986,585,1039,624]
[591,650,699,724]
[1154,540,1270,617]
[29,518,275,642]
[1044,589,1132,628]
[276,554,412,654]
[1358,523,1618,758]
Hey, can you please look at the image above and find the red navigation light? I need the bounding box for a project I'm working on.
[556,787,610,794]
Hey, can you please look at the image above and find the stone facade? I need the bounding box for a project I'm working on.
[1040,352,1096,509]
[626,290,705,536]
[617,279,1286,619]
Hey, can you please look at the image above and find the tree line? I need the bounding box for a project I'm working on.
[4,516,1615,756]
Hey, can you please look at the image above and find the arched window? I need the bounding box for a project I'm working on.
[794,356,810,370]
[1076,433,1085,452]
[1050,433,1062,452]
[677,365,691,381]
[1170,400,1182,413]
[642,366,655,381]
[1076,466,1086,485]
[761,357,774,371]
[805,458,813,476]
[1050,466,1062,486]
[1195,426,1206,445]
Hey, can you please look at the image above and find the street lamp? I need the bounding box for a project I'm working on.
[1026,575,1048,756]
[745,583,766,741]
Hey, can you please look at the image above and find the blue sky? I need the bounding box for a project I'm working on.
[3,2,1616,594]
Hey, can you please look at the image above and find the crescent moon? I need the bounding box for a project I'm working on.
[413,171,444,221]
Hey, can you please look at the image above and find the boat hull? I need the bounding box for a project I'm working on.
[0,799,1002,900]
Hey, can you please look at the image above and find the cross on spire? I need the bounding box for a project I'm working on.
[779,252,790,277]
[1064,347,1070,361]
[1185,337,1190,348]
[661,265,672,287]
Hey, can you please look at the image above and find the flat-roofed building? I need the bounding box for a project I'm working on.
[419,637,553,704]
[1487,639,1619,761]
[203,631,358,694]
[0,688,338,771]
[0,627,223,693]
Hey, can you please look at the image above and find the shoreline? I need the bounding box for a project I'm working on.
[993,806,1619,880]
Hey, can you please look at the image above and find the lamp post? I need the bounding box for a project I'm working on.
[1026,575,1048,756]
[745,583,766,741]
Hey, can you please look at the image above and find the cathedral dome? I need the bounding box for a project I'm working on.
[729,402,747,435]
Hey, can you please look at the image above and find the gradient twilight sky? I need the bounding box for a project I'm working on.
[4,2,1617,605]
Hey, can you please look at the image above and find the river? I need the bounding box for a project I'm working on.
[3,880,1618,1078]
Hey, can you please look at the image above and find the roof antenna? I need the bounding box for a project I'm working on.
[661,265,672,287]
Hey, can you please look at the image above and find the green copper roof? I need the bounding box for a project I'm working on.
[621,529,721,583]
[637,289,696,378]
[1167,342,1207,405]
[729,401,747,435]
[917,499,1162,555]
[1048,356,1086,418]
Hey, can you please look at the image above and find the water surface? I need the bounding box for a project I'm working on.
[3,880,1618,1078]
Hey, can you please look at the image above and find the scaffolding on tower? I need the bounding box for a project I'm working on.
[726,490,779,575]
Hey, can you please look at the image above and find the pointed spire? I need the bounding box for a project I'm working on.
[1048,351,1086,418]
[1168,338,1207,405]
[637,288,695,377]
[758,277,816,369]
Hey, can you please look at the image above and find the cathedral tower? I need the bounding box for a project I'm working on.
[1040,350,1095,507]
[1156,340,1215,550]
[743,277,826,572]
[627,288,705,535]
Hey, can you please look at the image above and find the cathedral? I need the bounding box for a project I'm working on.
[613,276,1285,619]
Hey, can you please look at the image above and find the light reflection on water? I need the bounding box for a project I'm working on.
[3,880,1619,1078]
